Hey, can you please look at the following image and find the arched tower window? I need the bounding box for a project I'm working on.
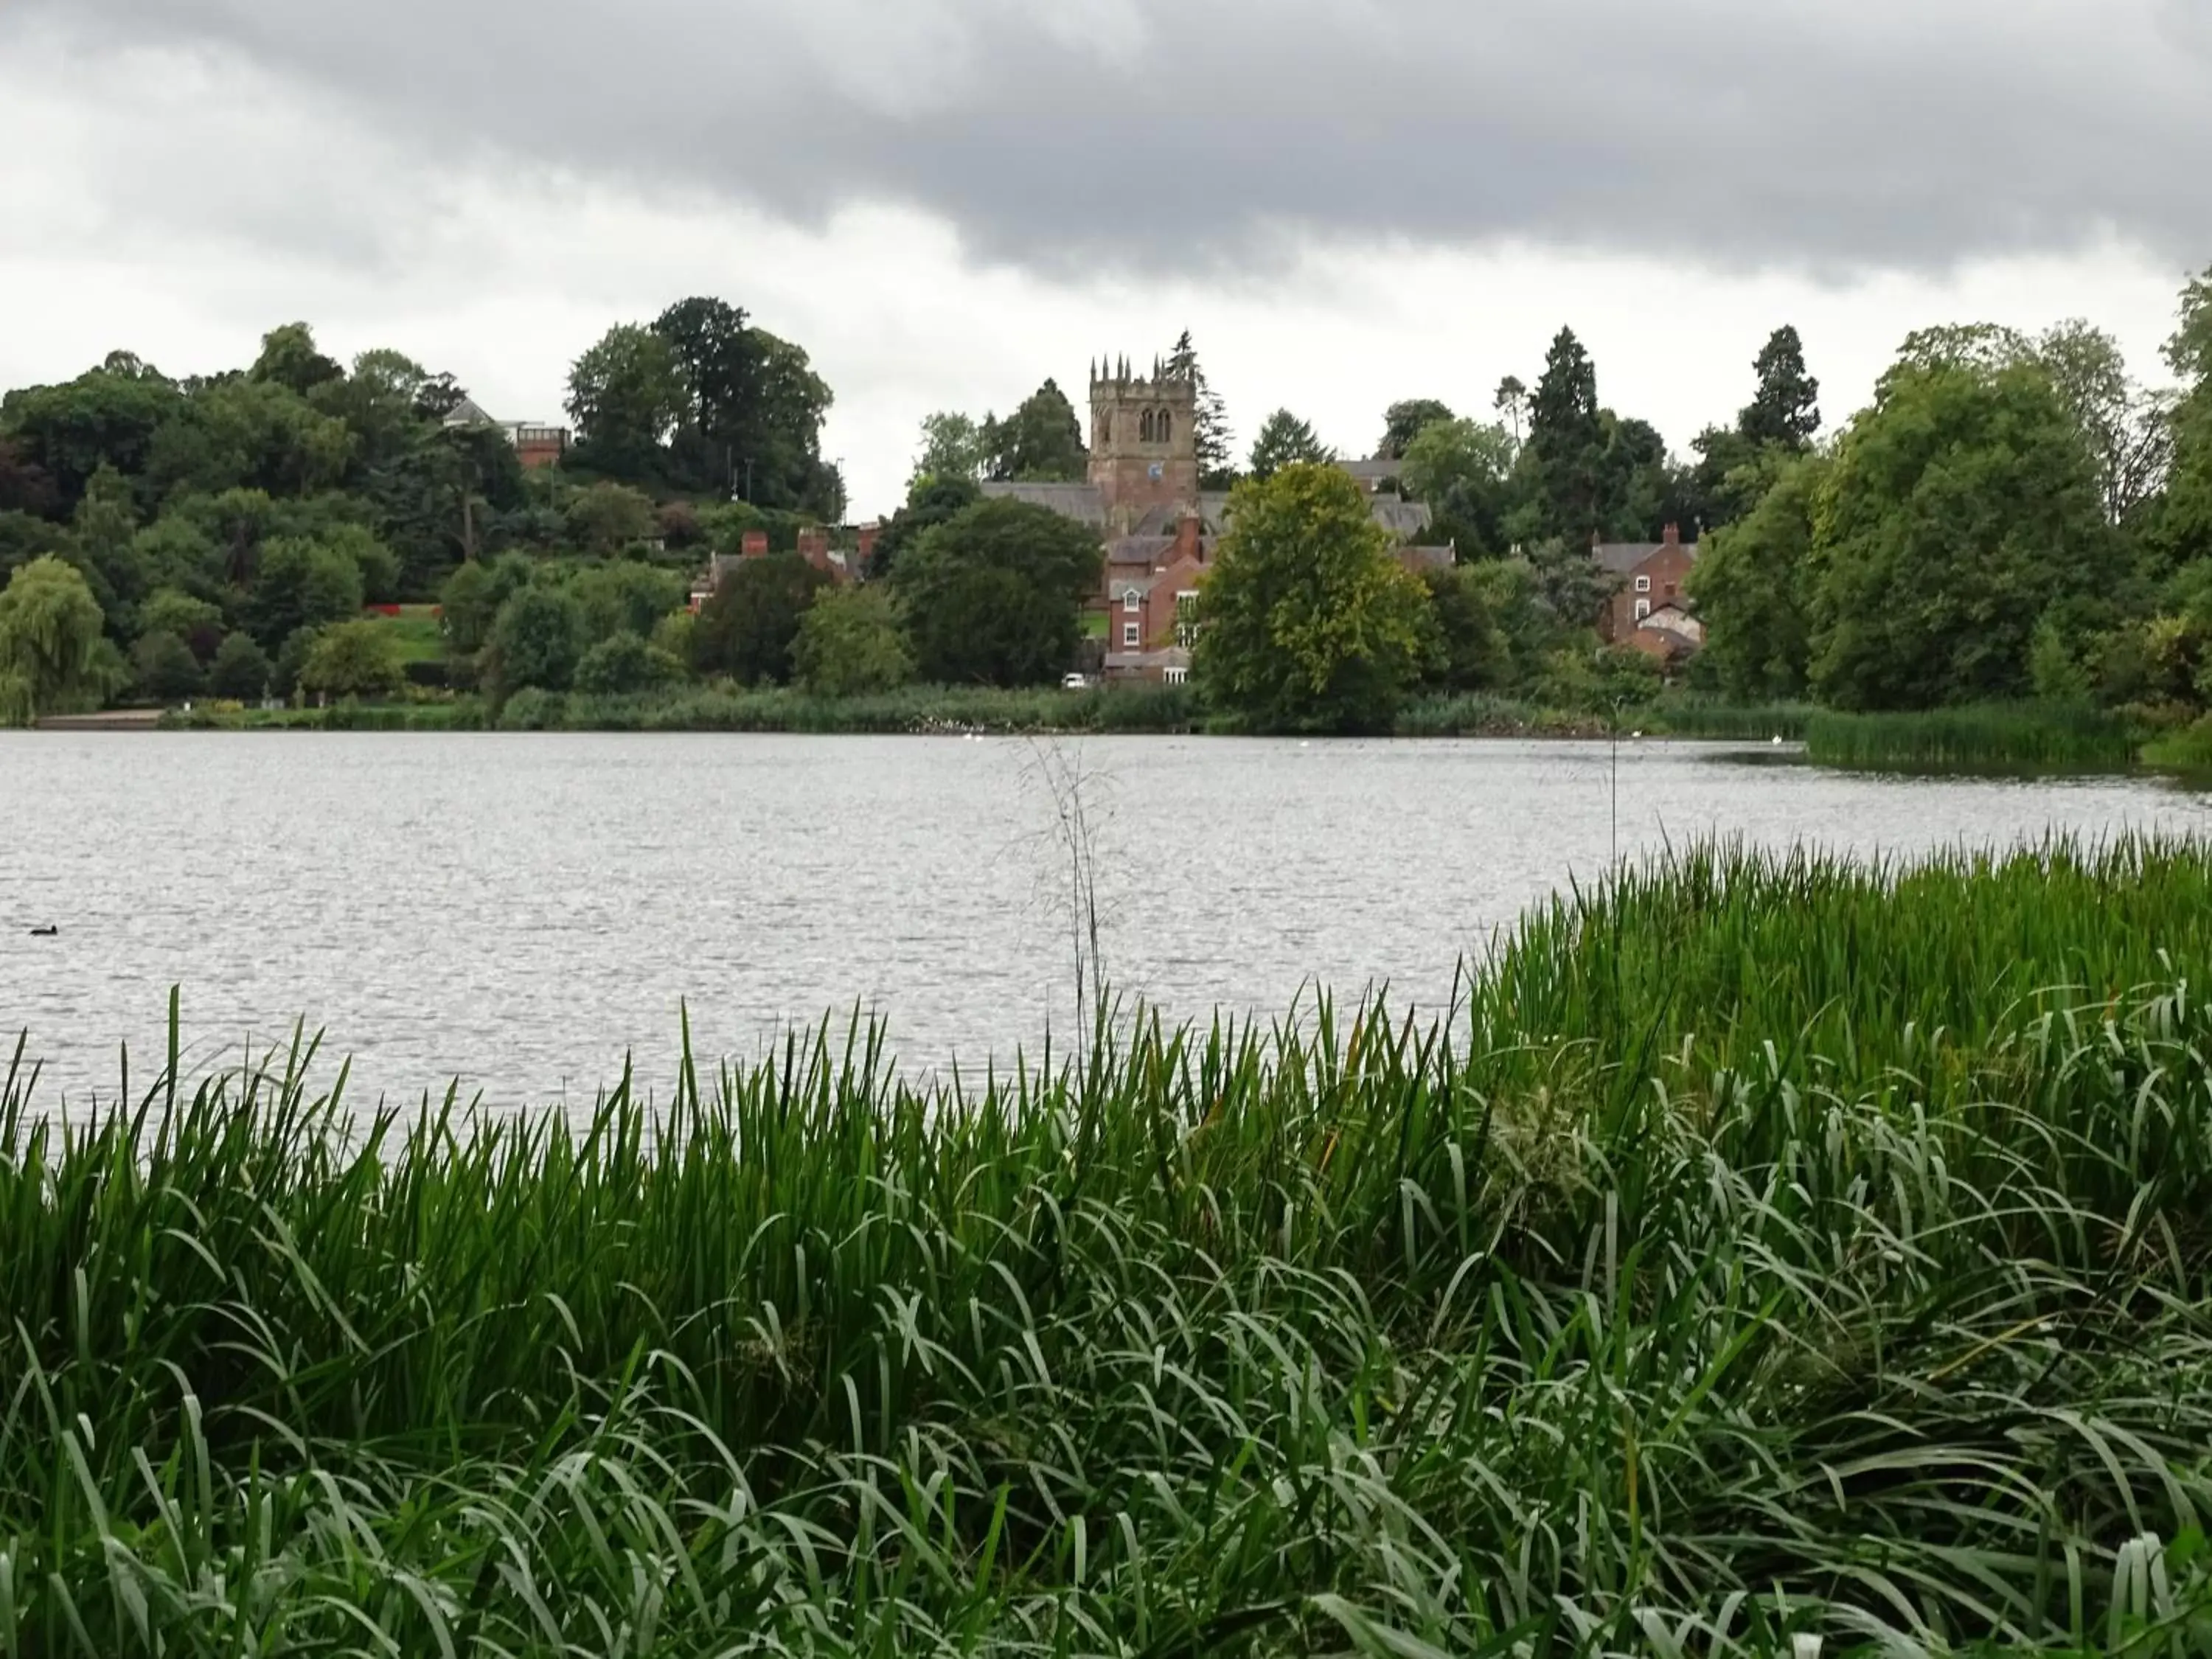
[1157,410,1172,445]
[1139,410,1155,443]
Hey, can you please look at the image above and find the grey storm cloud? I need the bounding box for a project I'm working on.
[14,0,2212,277]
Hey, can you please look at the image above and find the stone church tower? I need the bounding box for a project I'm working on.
[1089,358,1200,535]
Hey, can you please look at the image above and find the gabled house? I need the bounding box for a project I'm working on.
[1592,524,1700,658]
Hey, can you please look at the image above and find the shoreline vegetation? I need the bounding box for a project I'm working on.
[137,686,2212,777]
[10,836,2212,1651]
[150,685,1818,741]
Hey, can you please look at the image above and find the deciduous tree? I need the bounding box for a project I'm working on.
[249,323,344,397]
[208,631,274,700]
[692,553,832,685]
[132,630,204,702]
[487,585,587,695]
[138,588,226,661]
[565,324,684,479]
[911,412,987,487]
[566,482,658,554]
[793,586,915,696]
[1378,400,1455,461]
[893,499,1101,686]
[0,362,184,509]
[247,538,364,650]
[0,555,110,724]
[1686,453,1826,700]
[573,560,686,643]
[1399,418,1517,555]
[983,381,1088,483]
[1809,362,2113,709]
[869,474,981,582]
[574,630,685,695]
[299,619,404,700]
[1193,463,1436,732]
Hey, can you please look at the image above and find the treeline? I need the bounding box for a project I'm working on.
[894,289,2212,734]
[0,301,839,721]
[1691,309,2208,726]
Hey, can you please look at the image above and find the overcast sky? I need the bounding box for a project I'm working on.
[3,0,2208,518]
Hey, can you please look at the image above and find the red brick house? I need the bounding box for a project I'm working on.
[1592,524,1700,656]
[1105,514,1208,682]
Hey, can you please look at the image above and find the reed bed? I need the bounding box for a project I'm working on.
[1646,699,1816,742]
[1804,701,2142,773]
[7,838,2212,1655]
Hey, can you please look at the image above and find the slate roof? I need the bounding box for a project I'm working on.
[442,395,498,428]
[1370,499,1435,538]
[1128,503,1194,537]
[1395,546,1457,575]
[1341,456,1407,484]
[1593,540,1700,577]
[979,481,1105,525]
[1107,535,1178,566]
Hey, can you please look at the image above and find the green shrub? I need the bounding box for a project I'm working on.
[207,631,274,701]
[496,686,566,730]
[573,629,685,696]
[130,629,204,702]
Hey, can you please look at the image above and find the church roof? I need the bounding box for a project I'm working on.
[978,481,1105,525]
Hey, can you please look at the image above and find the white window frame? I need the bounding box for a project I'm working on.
[1122,622,1141,648]
[1634,574,1652,594]
[1164,666,1189,685]
[1122,589,1141,613]
[1633,598,1653,622]
[1174,589,1199,649]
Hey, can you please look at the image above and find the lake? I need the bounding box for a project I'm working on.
[2,732,2204,1108]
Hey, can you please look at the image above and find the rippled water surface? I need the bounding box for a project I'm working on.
[2,732,2203,1106]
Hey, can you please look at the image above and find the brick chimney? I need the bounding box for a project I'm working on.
[1173,511,1203,566]
[1662,523,1680,548]
[797,526,832,573]
[740,530,770,559]
[856,522,880,566]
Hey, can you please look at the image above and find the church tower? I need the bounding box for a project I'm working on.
[1088,355,1200,535]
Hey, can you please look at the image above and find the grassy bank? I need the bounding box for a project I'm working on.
[10,837,2212,1653]
[1805,700,2144,772]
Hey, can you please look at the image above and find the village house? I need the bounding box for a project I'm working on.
[695,523,869,611]
[442,396,571,470]
[1591,524,1703,664]
[985,358,1455,682]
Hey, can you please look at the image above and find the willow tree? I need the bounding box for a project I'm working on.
[0,555,110,724]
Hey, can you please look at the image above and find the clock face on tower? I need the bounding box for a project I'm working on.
[1149,463,1164,481]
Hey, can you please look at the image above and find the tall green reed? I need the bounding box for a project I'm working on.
[7,838,2212,1654]
[1805,701,2142,773]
